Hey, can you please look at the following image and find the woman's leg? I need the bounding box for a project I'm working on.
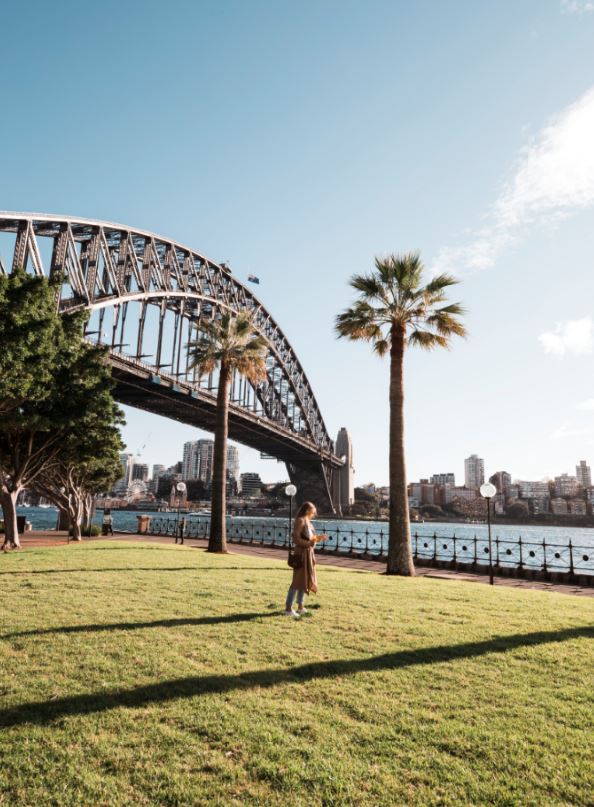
[296,590,306,610]
[285,587,297,611]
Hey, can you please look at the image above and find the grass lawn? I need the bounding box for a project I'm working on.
[0,542,593,806]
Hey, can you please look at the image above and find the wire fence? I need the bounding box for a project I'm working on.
[142,514,594,578]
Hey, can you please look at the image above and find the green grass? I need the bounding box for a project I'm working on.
[0,542,593,806]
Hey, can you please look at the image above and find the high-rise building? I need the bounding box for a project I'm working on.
[489,471,512,495]
[131,463,149,481]
[227,444,240,483]
[464,455,484,490]
[431,473,455,487]
[114,452,134,492]
[576,460,591,488]
[333,427,354,512]
[182,439,215,482]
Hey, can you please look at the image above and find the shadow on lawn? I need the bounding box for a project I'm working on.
[2,612,280,640]
[0,566,282,577]
[1,625,592,728]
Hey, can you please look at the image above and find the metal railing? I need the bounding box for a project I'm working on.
[142,515,594,579]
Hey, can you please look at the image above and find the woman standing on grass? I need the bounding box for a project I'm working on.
[285,501,327,618]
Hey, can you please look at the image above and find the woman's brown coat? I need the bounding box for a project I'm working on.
[290,518,318,594]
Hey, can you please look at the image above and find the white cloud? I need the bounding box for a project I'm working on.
[538,317,593,357]
[432,87,594,274]
[550,422,593,440]
[577,398,594,410]
[562,1,594,13]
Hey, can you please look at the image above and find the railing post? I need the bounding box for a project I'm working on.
[433,532,437,561]
[473,534,477,566]
[365,529,369,555]
[518,535,523,571]
[452,533,457,564]
[569,539,575,577]
[413,530,418,560]
[495,536,500,569]
[335,528,340,554]
[542,538,548,574]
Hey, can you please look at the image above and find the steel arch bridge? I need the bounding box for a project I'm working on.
[0,212,341,512]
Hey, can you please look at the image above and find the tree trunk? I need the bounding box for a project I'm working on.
[1,489,21,549]
[387,326,415,576]
[68,489,84,542]
[56,506,70,531]
[209,363,231,552]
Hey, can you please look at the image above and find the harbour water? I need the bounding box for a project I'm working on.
[15,506,594,575]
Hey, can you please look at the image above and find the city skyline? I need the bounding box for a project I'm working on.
[2,2,594,485]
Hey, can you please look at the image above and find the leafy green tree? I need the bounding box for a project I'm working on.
[189,312,268,552]
[336,253,466,575]
[0,268,123,547]
[0,269,81,547]
[506,500,530,520]
[33,344,124,540]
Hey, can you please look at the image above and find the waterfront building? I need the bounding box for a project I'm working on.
[489,471,512,495]
[443,486,478,504]
[333,427,355,512]
[568,498,587,515]
[531,496,550,515]
[551,498,568,515]
[576,460,591,488]
[240,472,262,497]
[431,473,455,487]
[516,480,549,499]
[464,455,484,490]
[408,480,438,505]
[553,474,580,498]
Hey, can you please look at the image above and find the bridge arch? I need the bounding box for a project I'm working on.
[0,212,341,511]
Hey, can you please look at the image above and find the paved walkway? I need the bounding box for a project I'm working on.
[9,530,594,598]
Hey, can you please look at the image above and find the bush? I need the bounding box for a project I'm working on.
[69,524,102,537]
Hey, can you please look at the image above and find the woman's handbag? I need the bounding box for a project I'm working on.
[287,548,303,569]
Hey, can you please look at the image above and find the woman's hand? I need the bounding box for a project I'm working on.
[314,534,328,543]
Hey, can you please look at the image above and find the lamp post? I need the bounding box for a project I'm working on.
[285,484,297,545]
[175,481,187,544]
[480,482,497,585]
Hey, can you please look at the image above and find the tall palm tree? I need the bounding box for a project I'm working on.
[189,311,268,552]
[336,253,466,576]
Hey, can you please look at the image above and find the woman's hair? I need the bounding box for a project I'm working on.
[295,501,316,519]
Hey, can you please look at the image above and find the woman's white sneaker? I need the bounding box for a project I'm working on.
[284,609,300,618]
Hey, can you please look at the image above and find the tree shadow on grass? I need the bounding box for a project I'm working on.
[0,566,283,577]
[2,612,281,640]
[1,625,591,728]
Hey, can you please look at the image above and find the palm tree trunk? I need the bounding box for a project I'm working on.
[387,326,415,576]
[209,362,231,552]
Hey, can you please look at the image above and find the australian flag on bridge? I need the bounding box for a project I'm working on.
[247,273,260,285]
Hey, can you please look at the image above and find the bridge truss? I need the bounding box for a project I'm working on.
[0,212,341,511]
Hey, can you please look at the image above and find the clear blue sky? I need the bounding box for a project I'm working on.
[2,0,594,485]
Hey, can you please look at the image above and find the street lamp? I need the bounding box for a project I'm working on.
[480,482,497,585]
[285,484,297,545]
[175,481,187,544]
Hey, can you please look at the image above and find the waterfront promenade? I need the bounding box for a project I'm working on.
[15,530,594,597]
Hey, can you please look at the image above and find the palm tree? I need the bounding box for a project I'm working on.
[189,311,268,552]
[336,253,466,576]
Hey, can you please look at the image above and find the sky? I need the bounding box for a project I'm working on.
[2,0,594,486]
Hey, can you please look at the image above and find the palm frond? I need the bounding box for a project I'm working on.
[373,339,390,358]
[408,329,450,350]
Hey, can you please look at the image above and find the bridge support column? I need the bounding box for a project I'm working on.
[286,460,336,516]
